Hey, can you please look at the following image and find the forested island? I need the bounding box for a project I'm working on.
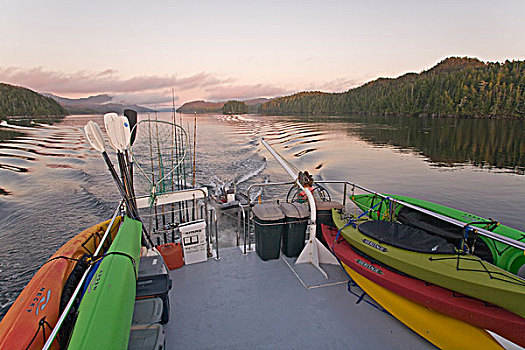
[260,57,524,118]
[0,83,65,118]
[222,100,248,114]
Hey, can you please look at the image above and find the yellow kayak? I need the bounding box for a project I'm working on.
[342,263,504,350]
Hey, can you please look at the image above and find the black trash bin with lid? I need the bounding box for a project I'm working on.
[252,203,285,260]
[279,202,310,257]
[315,200,343,244]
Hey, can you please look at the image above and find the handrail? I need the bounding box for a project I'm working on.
[244,181,294,254]
[246,181,295,200]
[314,179,525,251]
[208,207,220,260]
[237,202,245,251]
[42,200,124,350]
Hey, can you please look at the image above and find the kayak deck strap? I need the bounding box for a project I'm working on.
[428,254,525,286]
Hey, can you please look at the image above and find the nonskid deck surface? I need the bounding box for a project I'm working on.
[165,247,435,349]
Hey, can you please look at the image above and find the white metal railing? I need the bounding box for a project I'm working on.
[42,200,124,350]
[315,180,525,252]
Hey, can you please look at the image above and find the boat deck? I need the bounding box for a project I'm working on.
[165,246,435,349]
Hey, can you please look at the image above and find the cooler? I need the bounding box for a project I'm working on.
[132,297,163,324]
[136,256,172,324]
[179,220,207,264]
[128,324,165,350]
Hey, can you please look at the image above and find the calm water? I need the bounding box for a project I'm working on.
[1,113,525,319]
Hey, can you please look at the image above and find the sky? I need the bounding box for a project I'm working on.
[0,0,523,108]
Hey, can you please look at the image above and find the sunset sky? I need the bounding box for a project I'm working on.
[0,0,523,108]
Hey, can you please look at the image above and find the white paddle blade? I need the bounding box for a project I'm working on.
[103,112,121,151]
[120,116,132,150]
[84,121,105,152]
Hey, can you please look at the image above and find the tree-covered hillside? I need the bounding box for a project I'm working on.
[222,100,248,114]
[0,83,66,118]
[260,57,524,118]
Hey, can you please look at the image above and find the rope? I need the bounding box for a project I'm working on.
[101,251,138,281]
[332,198,390,252]
[25,317,54,350]
[40,255,83,268]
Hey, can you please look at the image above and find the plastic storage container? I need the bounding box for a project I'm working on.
[136,256,172,324]
[128,324,165,350]
[252,203,285,260]
[156,243,184,270]
[279,202,310,257]
[132,297,163,324]
[315,200,343,243]
[179,220,207,265]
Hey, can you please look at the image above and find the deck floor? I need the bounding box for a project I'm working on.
[165,247,434,349]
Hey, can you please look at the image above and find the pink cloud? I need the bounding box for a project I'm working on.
[0,67,228,94]
[204,83,290,101]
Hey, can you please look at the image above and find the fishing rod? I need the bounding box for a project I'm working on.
[84,121,154,248]
[147,113,159,233]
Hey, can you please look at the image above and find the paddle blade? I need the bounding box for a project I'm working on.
[104,112,125,151]
[120,116,132,150]
[124,109,138,146]
[84,121,105,152]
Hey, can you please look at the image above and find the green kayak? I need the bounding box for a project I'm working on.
[332,209,525,319]
[352,193,525,277]
[67,216,142,349]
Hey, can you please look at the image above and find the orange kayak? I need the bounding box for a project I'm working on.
[0,217,121,350]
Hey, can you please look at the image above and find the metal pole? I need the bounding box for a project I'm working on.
[260,138,338,278]
[314,179,525,251]
[42,201,123,350]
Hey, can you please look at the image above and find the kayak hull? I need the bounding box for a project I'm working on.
[332,209,525,318]
[343,264,504,350]
[322,224,525,347]
[352,193,525,276]
[0,217,122,350]
[67,216,142,349]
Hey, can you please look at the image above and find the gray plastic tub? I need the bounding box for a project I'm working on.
[128,323,165,350]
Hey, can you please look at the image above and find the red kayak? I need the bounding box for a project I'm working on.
[322,224,525,347]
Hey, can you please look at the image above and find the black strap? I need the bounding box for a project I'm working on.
[101,251,138,280]
[25,316,54,350]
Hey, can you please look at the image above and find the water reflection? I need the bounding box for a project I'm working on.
[301,115,525,174]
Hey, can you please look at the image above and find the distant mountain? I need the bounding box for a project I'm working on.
[0,83,65,118]
[177,100,224,113]
[260,57,524,118]
[44,93,154,114]
[178,97,272,113]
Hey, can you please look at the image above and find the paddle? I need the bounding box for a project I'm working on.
[84,120,153,248]
[124,109,138,146]
[104,113,134,210]
[124,109,138,190]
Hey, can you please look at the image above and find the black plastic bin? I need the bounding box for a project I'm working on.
[279,202,310,257]
[315,200,343,244]
[252,203,285,260]
[136,255,172,324]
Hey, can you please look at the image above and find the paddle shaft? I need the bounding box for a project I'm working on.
[102,152,153,247]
